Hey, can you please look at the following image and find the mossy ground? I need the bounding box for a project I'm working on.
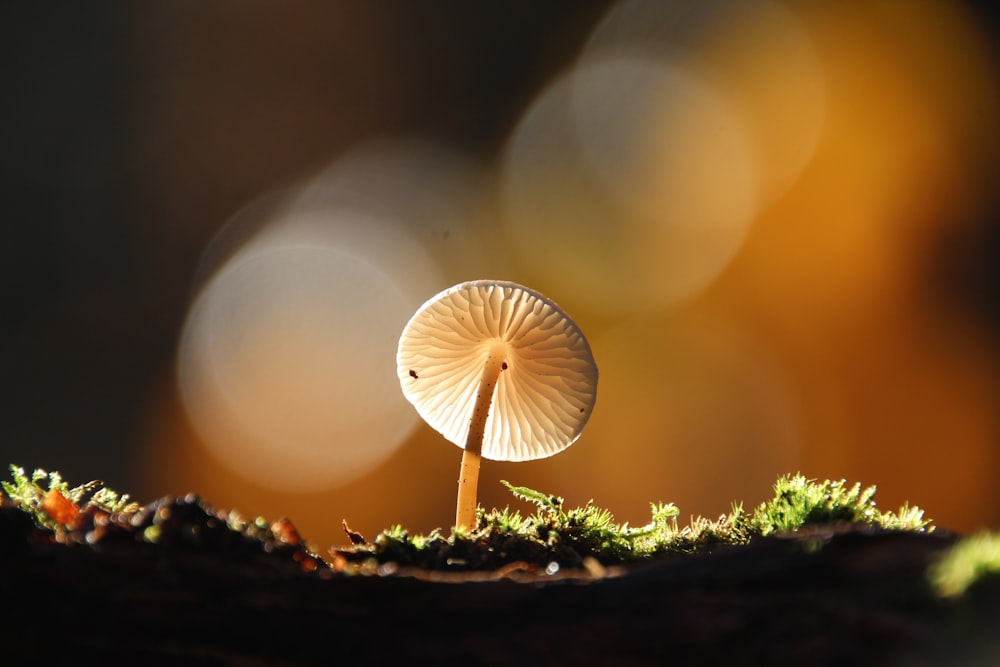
[3,464,937,577]
[6,463,998,666]
[329,474,933,574]
[0,465,326,572]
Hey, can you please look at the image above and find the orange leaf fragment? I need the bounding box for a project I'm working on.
[42,488,80,526]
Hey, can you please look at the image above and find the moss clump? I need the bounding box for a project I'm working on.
[1,464,137,531]
[3,465,932,575]
[748,474,931,536]
[331,473,933,573]
[2,464,327,573]
[929,531,1000,598]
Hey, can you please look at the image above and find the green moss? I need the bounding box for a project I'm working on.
[333,473,933,572]
[749,475,931,536]
[1,464,138,530]
[929,531,1000,598]
[4,465,933,574]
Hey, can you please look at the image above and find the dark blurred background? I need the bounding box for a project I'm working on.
[3,1,999,549]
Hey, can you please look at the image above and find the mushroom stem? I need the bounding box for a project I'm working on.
[455,344,506,531]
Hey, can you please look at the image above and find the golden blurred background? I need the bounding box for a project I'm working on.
[4,0,1000,550]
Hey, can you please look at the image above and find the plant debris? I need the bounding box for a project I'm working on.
[1,465,325,573]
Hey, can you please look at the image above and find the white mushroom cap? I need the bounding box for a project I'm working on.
[397,280,598,462]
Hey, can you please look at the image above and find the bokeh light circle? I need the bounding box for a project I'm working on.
[501,54,757,315]
[175,140,498,493]
[584,0,826,206]
[178,240,423,492]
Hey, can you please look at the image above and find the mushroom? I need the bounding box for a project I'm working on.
[396,280,598,531]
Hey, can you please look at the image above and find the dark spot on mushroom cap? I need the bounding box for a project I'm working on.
[409,369,418,379]
[501,362,508,370]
